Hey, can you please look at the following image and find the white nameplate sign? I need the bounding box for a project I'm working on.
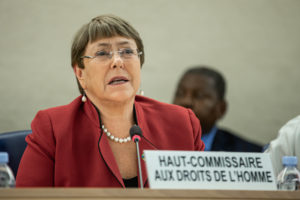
[144,150,276,190]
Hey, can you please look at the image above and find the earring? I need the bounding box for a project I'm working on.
[139,89,144,96]
[81,92,87,102]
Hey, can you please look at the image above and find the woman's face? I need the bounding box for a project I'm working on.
[75,36,141,104]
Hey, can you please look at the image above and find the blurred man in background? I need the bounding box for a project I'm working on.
[173,66,262,152]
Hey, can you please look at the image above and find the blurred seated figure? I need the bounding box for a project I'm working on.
[265,115,300,176]
[173,66,262,152]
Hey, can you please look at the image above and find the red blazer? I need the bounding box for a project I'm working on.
[16,95,204,187]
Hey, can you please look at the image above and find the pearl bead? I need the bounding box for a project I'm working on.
[102,124,132,144]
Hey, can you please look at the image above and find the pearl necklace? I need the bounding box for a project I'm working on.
[101,125,131,143]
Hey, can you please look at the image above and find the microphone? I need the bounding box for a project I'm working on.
[130,125,143,189]
[130,125,142,143]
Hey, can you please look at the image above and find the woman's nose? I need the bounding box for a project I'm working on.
[111,53,124,68]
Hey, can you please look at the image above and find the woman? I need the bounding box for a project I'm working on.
[16,14,204,188]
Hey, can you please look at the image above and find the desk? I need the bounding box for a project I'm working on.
[0,188,300,200]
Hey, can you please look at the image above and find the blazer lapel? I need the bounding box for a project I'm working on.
[83,99,124,187]
[99,133,125,187]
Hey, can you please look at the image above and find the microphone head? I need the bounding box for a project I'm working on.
[130,125,143,138]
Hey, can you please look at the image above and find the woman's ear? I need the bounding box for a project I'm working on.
[73,64,86,89]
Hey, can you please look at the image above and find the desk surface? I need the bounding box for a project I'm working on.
[0,188,300,200]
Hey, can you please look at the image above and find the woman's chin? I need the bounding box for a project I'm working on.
[107,91,136,103]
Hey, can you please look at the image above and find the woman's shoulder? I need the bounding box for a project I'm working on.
[30,96,84,136]
[34,96,82,119]
[135,95,188,113]
[134,95,195,120]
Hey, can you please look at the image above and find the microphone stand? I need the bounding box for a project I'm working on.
[133,136,143,189]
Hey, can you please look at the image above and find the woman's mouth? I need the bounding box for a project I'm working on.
[108,76,129,85]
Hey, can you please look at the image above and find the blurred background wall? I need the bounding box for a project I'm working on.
[0,0,299,145]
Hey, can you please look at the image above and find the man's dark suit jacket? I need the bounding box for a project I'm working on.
[211,128,262,152]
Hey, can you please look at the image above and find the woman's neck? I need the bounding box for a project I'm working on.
[91,97,136,138]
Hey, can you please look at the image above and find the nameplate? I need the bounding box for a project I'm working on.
[144,150,277,190]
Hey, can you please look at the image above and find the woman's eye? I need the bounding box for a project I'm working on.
[96,51,109,56]
[123,48,134,55]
